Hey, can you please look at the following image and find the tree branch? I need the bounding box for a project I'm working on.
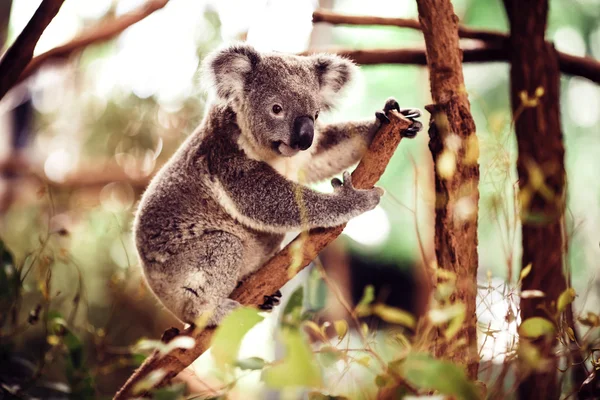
[0,0,65,101]
[312,9,600,84]
[313,8,505,42]
[416,0,480,379]
[113,111,413,400]
[17,0,169,84]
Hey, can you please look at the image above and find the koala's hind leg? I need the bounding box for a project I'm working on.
[146,231,244,326]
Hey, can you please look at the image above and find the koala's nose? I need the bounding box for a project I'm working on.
[292,116,314,151]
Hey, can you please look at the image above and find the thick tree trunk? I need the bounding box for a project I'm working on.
[416,0,480,379]
[503,1,567,399]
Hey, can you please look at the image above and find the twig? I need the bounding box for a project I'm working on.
[113,111,413,399]
[17,0,170,84]
[313,9,505,42]
[312,9,600,84]
[0,0,65,101]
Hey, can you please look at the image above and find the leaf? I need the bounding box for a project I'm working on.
[372,304,415,328]
[375,374,392,388]
[521,290,546,299]
[317,346,342,368]
[333,320,348,340]
[152,382,186,400]
[283,286,304,324]
[401,353,479,400]
[263,328,322,389]
[162,336,195,355]
[356,356,370,367]
[578,312,600,327]
[519,263,532,282]
[211,307,263,368]
[306,267,327,312]
[357,285,375,308]
[518,317,555,339]
[133,369,167,395]
[428,303,465,325]
[236,357,267,370]
[557,288,576,313]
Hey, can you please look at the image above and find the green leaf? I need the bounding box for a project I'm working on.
[518,317,555,339]
[152,382,186,400]
[317,346,342,368]
[557,288,576,313]
[372,304,415,328]
[306,267,327,312]
[519,263,532,282]
[401,353,479,400]
[236,357,267,370]
[357,285,375,308]
[333,320,348,340]
[283,286,304,324]
[212,307,263,368]
[263,328,322,389]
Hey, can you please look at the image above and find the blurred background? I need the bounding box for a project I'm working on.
[0,0,599,398]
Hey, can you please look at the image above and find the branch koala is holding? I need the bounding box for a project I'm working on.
[133,44,422,326]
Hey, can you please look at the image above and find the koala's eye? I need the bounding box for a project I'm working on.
[272,104,283,114]
[315,110,320,120]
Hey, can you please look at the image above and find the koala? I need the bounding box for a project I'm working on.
[133,43,422,326]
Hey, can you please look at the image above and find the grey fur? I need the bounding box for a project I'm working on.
[133,44,411,326]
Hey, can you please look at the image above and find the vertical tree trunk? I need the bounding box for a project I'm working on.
[503,1,567,399]
[416,0,480,379]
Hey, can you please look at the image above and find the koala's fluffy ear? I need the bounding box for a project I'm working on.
[202,44,261,102]
[311,54,357,110]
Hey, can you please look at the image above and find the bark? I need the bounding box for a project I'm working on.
[114,111,413,400]
[0,0,65,102]
[502,1,567,399]
[416,0,480,379]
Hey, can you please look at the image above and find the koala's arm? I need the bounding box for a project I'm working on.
[304,100,422,183]
[304,119,379,183]
[213,156,381,234]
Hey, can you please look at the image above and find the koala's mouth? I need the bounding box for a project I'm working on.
[272,141,298,157]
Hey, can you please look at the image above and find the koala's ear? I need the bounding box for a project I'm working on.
[311,54,357,110]
[202,43,261,102]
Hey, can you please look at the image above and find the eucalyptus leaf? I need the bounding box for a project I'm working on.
[212,307,263,368]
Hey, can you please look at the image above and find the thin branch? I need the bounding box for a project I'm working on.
[302,44,507,66]
[313,9,505,42]
[113,111,413,400]
[17,0,170,84]
[312,9,600,84]
[0,0,65,101]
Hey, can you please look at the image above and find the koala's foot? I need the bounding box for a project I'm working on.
[331,171,384,214]
[259,290,282,311]
[375,98,423,138]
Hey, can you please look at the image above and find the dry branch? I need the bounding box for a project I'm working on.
[416,0,480,379]
[312,9,600,84]
[113,111,413,399]
[17,0,169,84]
[313,8,505,42]
[0,0,65,101]
[503,0,567,398]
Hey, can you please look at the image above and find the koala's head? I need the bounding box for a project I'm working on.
[203,44,357,157]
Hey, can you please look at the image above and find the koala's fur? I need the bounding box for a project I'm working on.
[133,44,411,326]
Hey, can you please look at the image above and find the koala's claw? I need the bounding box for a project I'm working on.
[331,171,354,191]
[375,111,390,125]
[259,290,283,311]
[400,108,421,120]
[384,98,400,113]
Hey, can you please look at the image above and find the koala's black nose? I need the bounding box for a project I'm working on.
[291,116,314,151]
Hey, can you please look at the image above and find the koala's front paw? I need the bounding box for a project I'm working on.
[259,290,282,311]
[375,97,423,139]
[331,171,384,212]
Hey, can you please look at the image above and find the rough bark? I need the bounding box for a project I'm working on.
[503,1,567,399]
[114,112,412,400]
[416,0,480,379]
[0,0,65,102]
